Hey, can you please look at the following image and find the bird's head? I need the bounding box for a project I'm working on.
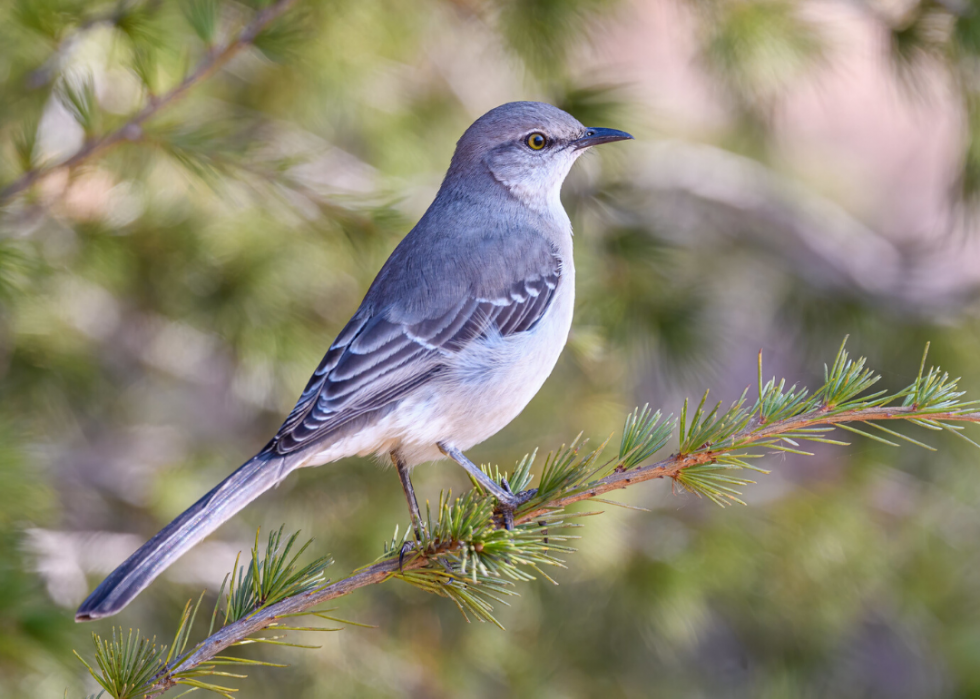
[446,101,633,211]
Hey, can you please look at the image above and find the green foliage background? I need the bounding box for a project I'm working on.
[3,0,980,696]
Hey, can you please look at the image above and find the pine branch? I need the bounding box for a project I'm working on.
[513,404,980,516]
[75,339,980,697]
[0,0,298,206]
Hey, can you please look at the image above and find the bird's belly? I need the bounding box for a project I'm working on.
[442,320,569,443]
[382,283,574,465]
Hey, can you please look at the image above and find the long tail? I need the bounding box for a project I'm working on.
[76,451,287,621]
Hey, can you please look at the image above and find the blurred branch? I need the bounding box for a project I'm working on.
[633,140,904,294]
[0,0,298,206]
[141,133,387,232]
[631,140,980,314]
[76,339,980,698]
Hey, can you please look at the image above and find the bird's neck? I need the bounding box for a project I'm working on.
[435,165,574,247]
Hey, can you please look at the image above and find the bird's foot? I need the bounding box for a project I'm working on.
[493,479,538,530]
[398,539,422,571]
[398,521,427,571]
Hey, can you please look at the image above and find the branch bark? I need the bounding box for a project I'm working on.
[142,405,980,697]
[517,407,980,521]
[0,0,298,206]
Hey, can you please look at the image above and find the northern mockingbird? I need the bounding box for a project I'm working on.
[76,101,632,621]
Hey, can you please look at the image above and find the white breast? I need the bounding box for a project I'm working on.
[385,255,575,466]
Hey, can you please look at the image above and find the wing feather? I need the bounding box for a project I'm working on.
[269,251,562,456]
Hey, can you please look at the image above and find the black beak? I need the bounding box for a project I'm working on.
[573,127,634,150]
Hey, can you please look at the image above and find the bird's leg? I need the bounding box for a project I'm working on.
[437,442,536,530]
[392,452,423,542]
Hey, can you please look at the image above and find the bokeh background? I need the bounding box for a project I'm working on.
[4,0,980,696]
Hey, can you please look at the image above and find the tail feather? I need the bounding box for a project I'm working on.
[75,452,285,621]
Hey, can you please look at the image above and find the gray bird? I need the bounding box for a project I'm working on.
[75,101,632,621]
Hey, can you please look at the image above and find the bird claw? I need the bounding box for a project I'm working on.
[516,487,537,505]
[493,487,538,530]
[398,521,427,571]
[398,539,421,571]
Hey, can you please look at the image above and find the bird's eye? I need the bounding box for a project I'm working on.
[526,132,548,150]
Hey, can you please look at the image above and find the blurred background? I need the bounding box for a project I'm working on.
[4,0,980,696]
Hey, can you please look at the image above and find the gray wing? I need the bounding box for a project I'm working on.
[268,254,562,456]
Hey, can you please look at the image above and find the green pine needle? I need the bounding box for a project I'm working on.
[71,338,980,696]
[618,405,673,469]
[74,628,167,699]
[220,526,333,624]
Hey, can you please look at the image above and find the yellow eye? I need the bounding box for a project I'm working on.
[526,132,547,150]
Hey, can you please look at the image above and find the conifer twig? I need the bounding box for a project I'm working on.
[143,558,408,698]
[0,0,298,206]
[516,405,980,521]
[147,413,980,697]
[76,341,980,698]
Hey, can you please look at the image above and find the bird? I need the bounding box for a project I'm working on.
[75,101,632,621]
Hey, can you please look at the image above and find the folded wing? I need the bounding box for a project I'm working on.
[269,255,562,456]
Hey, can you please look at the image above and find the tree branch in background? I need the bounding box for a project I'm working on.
[73,339,980,698]
[0,0,298,206]
[626,140,980,317]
